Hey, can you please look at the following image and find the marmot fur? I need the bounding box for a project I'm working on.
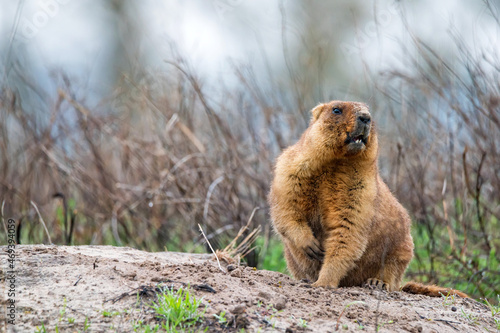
[268,100,467,298]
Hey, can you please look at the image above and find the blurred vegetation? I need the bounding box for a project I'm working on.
[1,1,499,303]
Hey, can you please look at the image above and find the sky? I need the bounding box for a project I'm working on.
[1,0,499,102]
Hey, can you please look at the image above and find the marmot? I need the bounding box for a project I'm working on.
[269,100,467,297]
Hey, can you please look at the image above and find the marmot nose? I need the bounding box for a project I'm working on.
[358,114,371,124]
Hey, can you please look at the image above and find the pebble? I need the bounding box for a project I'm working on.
[230,303,246,315]
[230,268,242,278]
[273,296,287,310]
[258,291,271,300]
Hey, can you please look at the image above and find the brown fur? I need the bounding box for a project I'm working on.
[268,101,467,298]
[402,282,469,298]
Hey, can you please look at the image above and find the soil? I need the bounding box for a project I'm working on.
[0,245,497,332]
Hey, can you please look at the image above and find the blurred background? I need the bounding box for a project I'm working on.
[1,0,499,301]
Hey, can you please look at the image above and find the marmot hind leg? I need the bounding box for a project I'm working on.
[363,278,388,290]
[365,257,411,292]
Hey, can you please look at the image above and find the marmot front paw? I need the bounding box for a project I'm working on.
[299,236,324,261]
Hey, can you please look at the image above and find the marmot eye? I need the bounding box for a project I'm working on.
[332,108,342,114]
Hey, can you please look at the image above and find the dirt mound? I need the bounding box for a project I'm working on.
[1,245,496,332]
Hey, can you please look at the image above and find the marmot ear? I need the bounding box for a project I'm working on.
[311,103,324,122]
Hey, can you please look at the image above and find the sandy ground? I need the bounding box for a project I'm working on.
[0,245,497,332]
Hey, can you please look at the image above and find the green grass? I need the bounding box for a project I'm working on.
[83,316,91,331]
[34,300,91,333]
[213,311,228,325]
[297,318,308,328]
[408,219,500,302]
[35,323,47,333]
[147,285,206,332]
[483,296,500,330]
[336,301,367,331]
[460,308,479,325]
[102,310,121,317]
[255,236,288,274]
[440,292,457,306]
[377,320,394,332]
[38,286,207,333]
[483,296,500,317]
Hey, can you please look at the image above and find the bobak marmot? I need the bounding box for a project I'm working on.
[269,100,467,297]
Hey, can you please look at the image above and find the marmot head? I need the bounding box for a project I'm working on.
[308,100,376,159]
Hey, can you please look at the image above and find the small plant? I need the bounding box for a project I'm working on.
[336,301,366,331]
[441,292,457,306]
[460,308,479,325]
[353,319,366,330]
[483,296,500,317]
[264,304,282,329]
[297,318,308,328]
[133,320,144,332]
[494,318,500,331]
[83,317,91,332]
[150,285,205,331]
[142,324,160,333]
[483,296,500,331]
[377,320,394,332]
[102,310,120,317]
[213,311,228,324]
[60,298,67,318]
[53,298,68,333]
[35,323,47,333]
[133,319,162,332]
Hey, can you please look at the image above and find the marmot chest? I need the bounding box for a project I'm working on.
[296,169,376,230]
